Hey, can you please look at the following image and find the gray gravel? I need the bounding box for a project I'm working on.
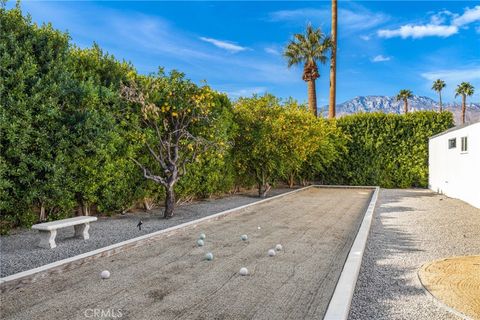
[0,188,293,277]
[349,189,480,320]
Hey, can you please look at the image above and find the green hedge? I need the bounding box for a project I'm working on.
[320,111,454,188]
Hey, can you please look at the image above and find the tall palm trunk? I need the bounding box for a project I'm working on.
[307,79,318,117]
[461,95,466,124]
[328,0,338,119]
[438,91,443,112]
[404,99,408,113]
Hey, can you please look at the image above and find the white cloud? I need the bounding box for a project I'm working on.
[372,55,391,62]
[268,8,328,22]
[378,24,458,39]
[339,8,389,31]
[360,35,371,41]
[421,67,480,83]
[227,87,267,98]
[378,6,480,39]
[452,5,480,26]
[429,10,455,25]
[199,37,248,53]
[265,47,281,55]
[268,7,388,31]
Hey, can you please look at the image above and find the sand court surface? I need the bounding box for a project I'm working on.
[0,187,373,320]
[419,256,480,319]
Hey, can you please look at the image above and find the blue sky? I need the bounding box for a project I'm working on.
[11,1,480,106]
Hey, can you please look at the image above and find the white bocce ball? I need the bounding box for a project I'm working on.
[241,234,248,241]
[275,244,283,251]
[268,249,276,257]
[205,252,214,261]
[100,270,110,279]
[199,233,206,240]
[257,226,261,230]
[239,267,248,276]
[197,239,204,247]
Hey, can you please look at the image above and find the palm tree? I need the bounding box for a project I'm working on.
[396,89,413,113]
[284,24,332,117]
[455,82,475,124]
[432,79,446,112]
[328,0,338,119]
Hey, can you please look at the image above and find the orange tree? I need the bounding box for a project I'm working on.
[233,94,342,196]
[277,100,325,187]
[121,70,228,218]
[233,94,284,197]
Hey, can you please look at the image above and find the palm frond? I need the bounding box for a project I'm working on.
[283,24,331,72]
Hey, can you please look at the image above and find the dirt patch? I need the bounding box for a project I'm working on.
[419,256,480,319]
[0,187,372,320]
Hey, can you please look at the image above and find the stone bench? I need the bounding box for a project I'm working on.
[32,216,98,249]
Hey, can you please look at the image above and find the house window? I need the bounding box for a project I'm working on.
[461,136,468,152]
[448,138,456,149]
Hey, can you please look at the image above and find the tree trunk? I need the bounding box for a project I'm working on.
[39,203,46,222]
[462,95,466,124]
[77,198,90,216]
[76,194,88,216]
[143,198,153,211]
[259,183,271,198]
[288,174,295,188]
[438,91,443,112]
[328,0,338,119]
[164,187,175,219]
[78,204,90,216]
[404,99,408,113]
[307,79,318,117]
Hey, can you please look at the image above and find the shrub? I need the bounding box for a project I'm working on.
[233,94,344,196]
[321,111,454,188]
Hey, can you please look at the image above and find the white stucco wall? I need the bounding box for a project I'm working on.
[429,122,480,208]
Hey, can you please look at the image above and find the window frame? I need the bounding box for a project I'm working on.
[448,138,456,149]
[460,136,468,153]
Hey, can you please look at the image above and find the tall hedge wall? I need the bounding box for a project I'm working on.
[320,111,454,188]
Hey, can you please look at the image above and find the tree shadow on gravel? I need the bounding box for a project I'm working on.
[348,189,440,320]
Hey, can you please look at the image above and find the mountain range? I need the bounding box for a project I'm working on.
[321,95,480,124]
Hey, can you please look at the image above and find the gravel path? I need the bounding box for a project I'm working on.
[0,187,373,320]
[0,188,292,277]
[349,189,480,320]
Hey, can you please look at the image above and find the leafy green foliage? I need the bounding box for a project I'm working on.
[176,93,237,199]
[121,70,237,216]
[321,111,454,188]
[1,4,75,223]
[233,95,286,196]
[65,44,139,215]
[233,95,344,196]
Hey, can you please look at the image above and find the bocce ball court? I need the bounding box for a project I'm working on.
[0,187,373,320]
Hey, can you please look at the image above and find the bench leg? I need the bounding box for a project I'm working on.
[74,223,90,240]
[38,230,57,249]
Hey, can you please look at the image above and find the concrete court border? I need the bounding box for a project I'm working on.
[323,185,380,320]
